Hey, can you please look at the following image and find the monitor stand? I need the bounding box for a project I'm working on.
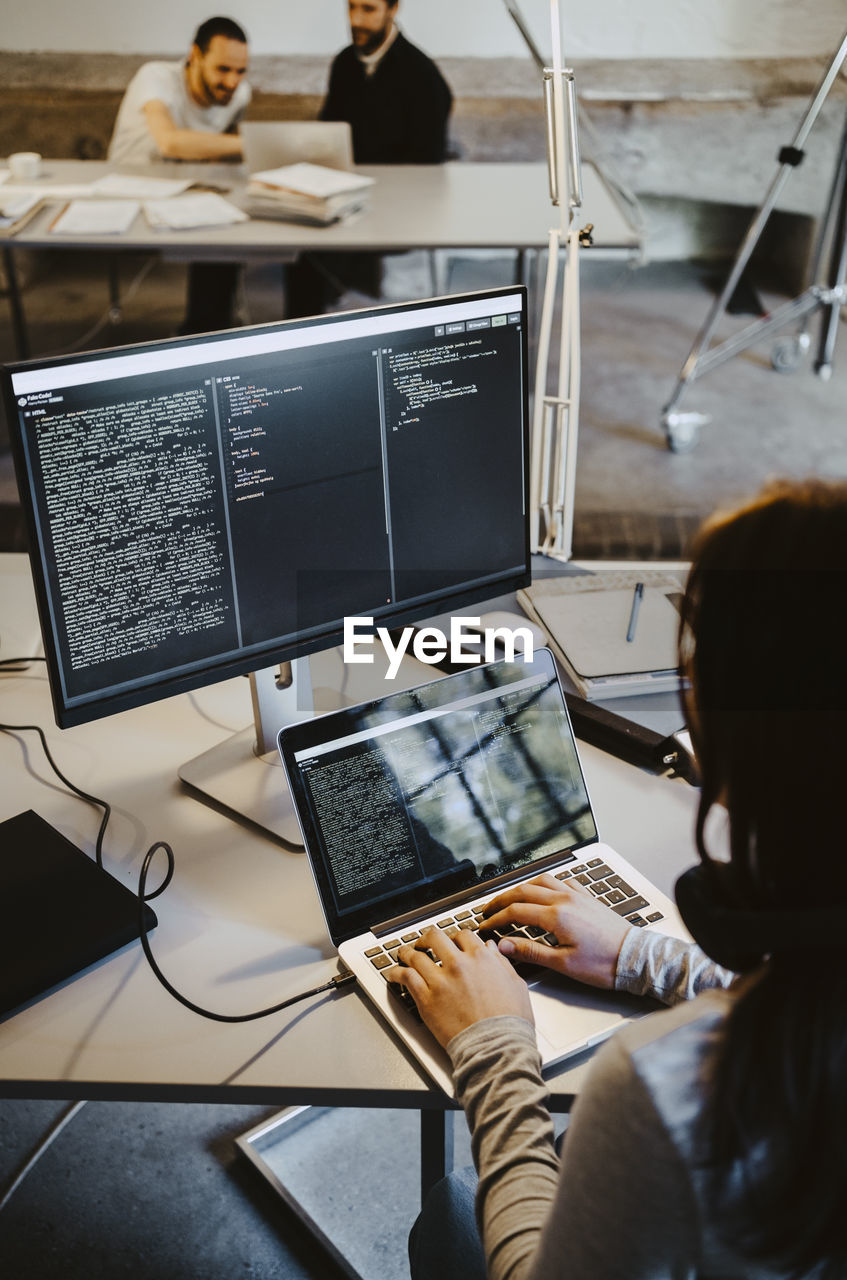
[178,650,432,846]
[179,659,316,847]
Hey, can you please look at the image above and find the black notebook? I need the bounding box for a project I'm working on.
[0,810,156,1017]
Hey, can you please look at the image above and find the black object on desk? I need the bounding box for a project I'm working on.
[564,695,698,785]
[0,809,157,1017]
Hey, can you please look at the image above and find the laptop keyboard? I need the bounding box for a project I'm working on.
[367,851,665,1014]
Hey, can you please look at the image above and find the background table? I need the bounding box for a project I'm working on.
[2,158,642,356]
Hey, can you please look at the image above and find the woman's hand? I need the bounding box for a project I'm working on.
[387,924,533,1048]
[482,873,632,989]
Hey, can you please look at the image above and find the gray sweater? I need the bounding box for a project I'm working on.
[445,930,789,1279]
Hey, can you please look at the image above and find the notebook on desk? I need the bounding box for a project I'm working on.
[518,569,686,700]
[278,649,689,1096]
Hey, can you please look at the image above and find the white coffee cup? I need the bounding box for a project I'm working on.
[7,151,42,181]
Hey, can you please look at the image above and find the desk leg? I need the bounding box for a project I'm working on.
[2,247,30,360]
[420,1108,454,1202]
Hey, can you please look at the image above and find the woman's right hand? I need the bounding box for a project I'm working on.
[482,873,633,989]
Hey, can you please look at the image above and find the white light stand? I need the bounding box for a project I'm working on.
[504,0,588,560]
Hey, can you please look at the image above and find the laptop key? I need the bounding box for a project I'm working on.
[588,865,613,881]
[555,870,573,880]
[646,911,664,923]
[627,913,648,927]
[371,954,392,969]
[586,858,603,868]
[612,895,649,916]
[437,917,456,928]
[386,978,421,1021]
[365,945,383,957]
[603,889,626,905]
[605,875,635,896]
[401,931,420,943]
[574,874,591,886]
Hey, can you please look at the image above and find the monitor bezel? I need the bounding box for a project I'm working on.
[3,285,531,729]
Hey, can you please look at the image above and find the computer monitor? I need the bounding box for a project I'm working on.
[4,286,530,841]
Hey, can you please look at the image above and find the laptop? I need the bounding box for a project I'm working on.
[0,809,157,1018]
[241,121,354,174]
[278,648,690,1096]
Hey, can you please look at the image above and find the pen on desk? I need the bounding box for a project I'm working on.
[626,582,644,643]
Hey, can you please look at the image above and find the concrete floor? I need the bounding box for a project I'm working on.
[1,242,845,1278]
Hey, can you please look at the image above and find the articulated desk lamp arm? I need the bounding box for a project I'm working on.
[502,0,586,560]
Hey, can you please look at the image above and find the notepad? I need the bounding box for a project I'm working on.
[518,569,685,699]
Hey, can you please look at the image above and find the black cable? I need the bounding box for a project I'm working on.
[0,721,110,867]
[0,718,356,1020]
[138,841,357,1021]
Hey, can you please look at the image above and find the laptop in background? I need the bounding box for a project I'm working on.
[278,650,690,1096]
[241,121,354,174]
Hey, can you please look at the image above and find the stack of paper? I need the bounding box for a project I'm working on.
[246,162,374,225]
[0,192,42,233]
[143,192,248,229]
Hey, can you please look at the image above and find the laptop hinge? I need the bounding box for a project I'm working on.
[368,840,594,938]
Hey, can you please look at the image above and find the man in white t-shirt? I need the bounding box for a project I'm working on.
[108,17,251,331]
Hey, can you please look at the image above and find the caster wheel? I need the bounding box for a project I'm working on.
[770,336,803,374]
[663,419,699,453]
[661,410,709,454]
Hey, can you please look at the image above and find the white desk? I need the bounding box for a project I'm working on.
[1,158,641,356]
[0,553,698,1116]
[3,158,639,254]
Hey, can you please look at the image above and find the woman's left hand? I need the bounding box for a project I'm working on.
[386,924,533,1048]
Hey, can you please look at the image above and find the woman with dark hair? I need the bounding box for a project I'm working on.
[390,478,847,1279]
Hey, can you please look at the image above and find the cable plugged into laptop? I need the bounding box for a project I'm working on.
[0,716,357,1025]
[137,841,357,1021]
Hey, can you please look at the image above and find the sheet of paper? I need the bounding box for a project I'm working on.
[7,183,95,200]
[50,199,141,235]
[250,162,374,198]
[91,173,192,199]
[143,192,249,229]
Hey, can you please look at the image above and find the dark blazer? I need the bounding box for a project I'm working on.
[320,31,453,164]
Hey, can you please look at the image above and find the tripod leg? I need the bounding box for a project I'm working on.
[814,113,847,380]
[662,28,847,427]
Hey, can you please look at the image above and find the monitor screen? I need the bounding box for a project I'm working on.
[4,287,530,730]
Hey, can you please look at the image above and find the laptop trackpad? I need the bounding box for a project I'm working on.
[530,976,647,1053]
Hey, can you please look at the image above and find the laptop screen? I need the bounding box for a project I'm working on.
[279,650,598,943]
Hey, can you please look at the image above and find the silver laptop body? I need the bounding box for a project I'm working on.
[241,121,354,174]
[278,650,689,1096]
